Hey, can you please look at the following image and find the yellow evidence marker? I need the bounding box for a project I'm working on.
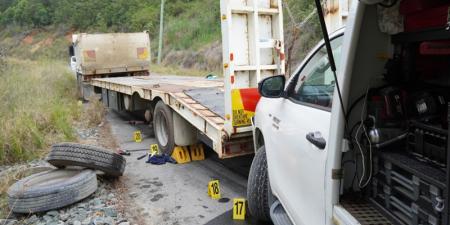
[150,144,159,155]
[133,130,142,143]
[208,180,221,200]
[233,198,246,220]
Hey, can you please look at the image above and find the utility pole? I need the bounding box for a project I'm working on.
[157,0,165,64]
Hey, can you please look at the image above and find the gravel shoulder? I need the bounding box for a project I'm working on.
[1,107,258,225]
[0,111,133,225]
[107,110,253,225]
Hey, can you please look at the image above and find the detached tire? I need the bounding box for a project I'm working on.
[247,146,273,221]
[47,143,126,177]
[8,169,97,213]
[153,101,175,155]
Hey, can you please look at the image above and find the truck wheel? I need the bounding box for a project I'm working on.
[247,146,274,221]
[8,169,97,213]
[47,143,126,177]
[153,101,175,155]
[76,73,83,99]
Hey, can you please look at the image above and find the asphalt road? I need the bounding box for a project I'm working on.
[107,110,271,225]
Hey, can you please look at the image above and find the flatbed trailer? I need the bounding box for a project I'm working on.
[92,75,255,158]
[91,0,285,158]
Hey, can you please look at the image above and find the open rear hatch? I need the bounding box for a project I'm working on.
[332,0,450,224]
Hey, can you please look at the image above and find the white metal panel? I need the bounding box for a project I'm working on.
[258,0,269,8]
[235,71,251,88]
[324,0,354,33]
[260,70,274,81]
[220,0,284,135]
[231,14,250,66]
[230,0,248,8]
[259,15,274,65]
[221,0,233,137]
[257,0,279,8]
[326,1,365,224]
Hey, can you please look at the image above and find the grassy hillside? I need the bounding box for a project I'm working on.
[0,0,321,165]
[0,0,319,74]
[0,0,220,60]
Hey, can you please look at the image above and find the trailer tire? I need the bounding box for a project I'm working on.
[76,73,83,99]
[247,146,274,221]
[153,101,175,155]
[8,169,97,213]
[47,143,126,177]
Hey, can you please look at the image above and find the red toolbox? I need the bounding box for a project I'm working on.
[420,41,450,55]
[400,0,447,15]
[403,4,450,32]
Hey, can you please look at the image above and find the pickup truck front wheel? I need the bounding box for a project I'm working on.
[247,146,273,221]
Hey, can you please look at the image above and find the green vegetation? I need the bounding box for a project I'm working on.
[0,58,81,164]
[151,63,210,77]
[0,0,321,166]
[283,0,322,73]
[0,0,221,54]
[0,0,318,65]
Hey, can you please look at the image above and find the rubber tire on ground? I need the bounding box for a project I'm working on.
[8,169,97,213]
[247,146,274,221]
[153,101,175,155]
[47,142,126,177]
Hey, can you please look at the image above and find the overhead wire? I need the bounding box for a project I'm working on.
[283,0,317,29]
[282,0,317,75]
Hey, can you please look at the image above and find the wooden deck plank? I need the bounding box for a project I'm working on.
[190,104,208,110]
[93,75,226,127]
[182,98,197,104]
[209,117,225,124]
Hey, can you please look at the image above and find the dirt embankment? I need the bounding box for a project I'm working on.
[162,41,222,74]
[2,27,222,75]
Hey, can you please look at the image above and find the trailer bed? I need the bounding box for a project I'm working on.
[91,75,254,158]
[185,88,225,118]
[94,75,224,123]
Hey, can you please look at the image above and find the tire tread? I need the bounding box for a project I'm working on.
[47,142,126,177]
[8,169,98,213]
[247,146,271,221]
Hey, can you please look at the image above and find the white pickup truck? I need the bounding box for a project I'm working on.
[248,0,450,225]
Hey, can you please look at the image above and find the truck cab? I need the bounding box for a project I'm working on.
[70,55,77,74]
[249,0,450,225]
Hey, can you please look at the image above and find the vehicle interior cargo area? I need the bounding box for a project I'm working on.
[339,2,450,225]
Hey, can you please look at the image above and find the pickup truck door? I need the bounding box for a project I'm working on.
[266,35,343,225]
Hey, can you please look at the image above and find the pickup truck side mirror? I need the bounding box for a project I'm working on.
[258,75,285,98]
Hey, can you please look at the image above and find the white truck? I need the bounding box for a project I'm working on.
[70,32,151,99]
[248,0,450,225]
[90,0,285,158]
